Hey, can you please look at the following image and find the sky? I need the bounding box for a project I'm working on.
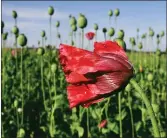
[2,1,166,51]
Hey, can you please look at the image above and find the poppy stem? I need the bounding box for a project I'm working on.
[86,108,90,138]
[130,78,161,138]
[118,92,122,138]
[21,47,24,125]
[82,29,84,49]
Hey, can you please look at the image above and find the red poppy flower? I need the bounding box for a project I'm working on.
[11,49,17,57]
[59,40,134,108]
[98,120,107,128]
[85,32,95,40]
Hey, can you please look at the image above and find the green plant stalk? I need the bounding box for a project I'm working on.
[49,15,52,45]
[21,47,24,125]
[118,92,122,138]
[104,33,106,41]
[15,35,18,71]
[130,78,161,138]
[56,27,58,47]
[2,40,5,96]
[105,97,111,120]
[87,108,90,138]
[82,29,84,49]
[150,82,155,104]
[128,91,134,138]
[28,71,30,100]
[95,30,97,41]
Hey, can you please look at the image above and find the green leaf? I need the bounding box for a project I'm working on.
[135,121,142,132]
[108,122,119,134]
[151,104,159,114]
[77,126,84,137]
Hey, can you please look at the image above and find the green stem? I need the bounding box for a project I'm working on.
[21,47,24,125]
[49,15,52,45]
[28,71,30,100]
[118,92,122,138]
[87,108,90,138]
[82,29,84,49]
[130,78,161,138]
[2,40,5,96]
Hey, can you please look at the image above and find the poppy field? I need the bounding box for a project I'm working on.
[1,3,167,138]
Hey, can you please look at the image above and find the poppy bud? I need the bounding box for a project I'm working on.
[2,32,8,40]
[51,63,57,73]
[71,24,77,32]
[149,29,154,37]
[17,34,27,47]
[12,10,17,19]
[102,28,107,33]
[114,8,120,16]
[14,100,18,108]
[156,34,159,39]
[48,6,54,15]
[94,23,98,30]
[108,10,113,16]
[108,27,115,37]
[130,37,136,46]
[17,128,25,138]
[117,29,124,39]
[147,73,153,81]
[37,47,45,55]
[125,84,132,92]
[70,16,77,26]
[156,39,160,45]
[98,120,107,128]
[41,30,45,38]
[160,31,164,37]
[77,14,87,29]
[114,38,126,51]
[56,21,60,28]
[138,42,143,49]
[141,34,146,39]
[139,65,143,73]
[12,26,19,35]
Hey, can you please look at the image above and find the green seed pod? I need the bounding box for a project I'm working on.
[17,34,27,47]
[12,26,19,35]
[102,28,107,33]
[156,49,161,56]
[56,21,60,28]
[70,16,77,26]
[114,38,126,51]
[117,29,124,39]
[48,6,54,15]
[147,73,153,81]
[149,29,154,37]
[125,84,132,92]
[17,128,25,138]
[108,9,113,17]
[2,21,4,29]
[51,63,57,73]
[138,42,143,49]
[14,100,18,108]
[77,14,87,29]
[160,31,164,37]
[130,37,136,46]
[2,32,8,40]
[41,30,45,37]
[156,34,159,39]
[94,23,98,31]
[71,24,77,32]
[37,47,45,55]
[141,34,146,39]
[12,10,17,19]
[114,8,120,17]
[108,27,115,37]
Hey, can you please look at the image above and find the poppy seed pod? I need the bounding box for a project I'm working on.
[37,47,45,55]
[147,73,153,81]
[114,38,126,51]
[57,33,61,38]
[141,34,146,39]
[130,37,136,46]
[12,26,19,35]
[41,30,45,37]
[56,21,60,28]
[94,23,98,30]
[138,42,143,49]
[160,31,164,37]
[2,32,8,40]
[108,27,115,37]
[12,10,17,19]
[156,34,160,39]
[77,14,87,29]
[108,10,113,17]
[51,63,57,73]
[71,24,77,32]
[149,29,154,37]
[14,100,18,108]
[102,28,107,33]
[114,8,120,16]
[70,16,77,26]
[117,30,124,39]
[48,6,54,15]
[17,128,25,138]
[17,34,27,47]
